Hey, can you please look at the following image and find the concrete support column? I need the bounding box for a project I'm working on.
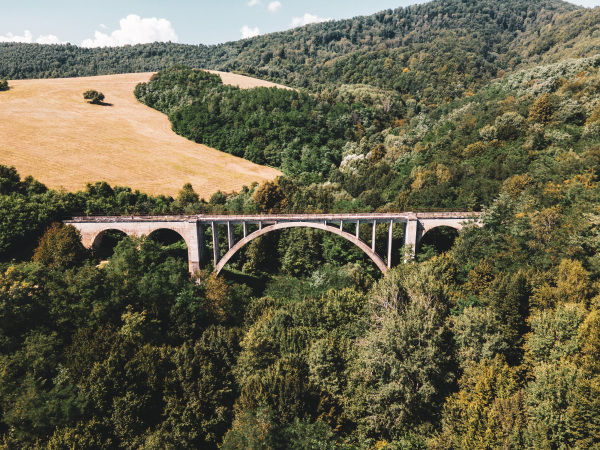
[259,221,262,230]
[211,222,220,266]
[227,222,235,250]
[187,222,205,275]
[372,220,377,252]
[83,231,99,251]
[387,220,393,268]
[356,221,360,239]
[243,221,248,238]
[404,219,421,260]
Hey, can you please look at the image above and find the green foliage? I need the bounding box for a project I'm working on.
[253,180,288,212]
[135,66,358,172]
[32,223,88,269]
[4,1,600,446]
[528,93,555,125]
[436,356,526,449]
[451,306,510,370]
[279,228,322,276]
[83,89,104,104]
[176,182,199,208]
[222,408,349,450]
[0,79,8,91]
[348,265,455,442]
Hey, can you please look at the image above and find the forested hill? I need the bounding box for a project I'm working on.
[0,0,593,98]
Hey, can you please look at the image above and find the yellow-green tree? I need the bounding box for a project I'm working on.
[529,94,554,125]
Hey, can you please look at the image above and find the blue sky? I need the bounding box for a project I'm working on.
[0,0,598,47]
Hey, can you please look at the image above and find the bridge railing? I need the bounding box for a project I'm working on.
[64,207,481,220]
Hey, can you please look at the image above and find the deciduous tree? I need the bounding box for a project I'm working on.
[83,89,105,104]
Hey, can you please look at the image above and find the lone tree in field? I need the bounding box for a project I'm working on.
[83,89,105,104]
[0,80,9,91]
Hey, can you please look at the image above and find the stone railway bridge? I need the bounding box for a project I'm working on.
[65,212,481,275]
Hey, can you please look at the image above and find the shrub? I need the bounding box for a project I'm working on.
[83,89,105,104]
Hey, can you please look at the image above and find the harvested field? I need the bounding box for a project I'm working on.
[207,70,294,90]
[0,72,283,198]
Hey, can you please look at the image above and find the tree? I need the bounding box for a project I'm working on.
[0,80,9,91]
[253,180,288,213]
[32,223,88,269]
[348,264,455,442]
[435,356,526,449]
[529,94,554,125]
[177,183,199,207]
[83,89,105,104]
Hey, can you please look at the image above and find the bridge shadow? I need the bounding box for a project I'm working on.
[148,229,189,262]
[417,226,459,262]
[93,229,128,260]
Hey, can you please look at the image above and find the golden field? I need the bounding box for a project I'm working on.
[0,72,285,198]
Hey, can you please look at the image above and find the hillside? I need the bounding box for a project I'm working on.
[0,0,592,99]
[3,0,600,447]
[0,72,283,197]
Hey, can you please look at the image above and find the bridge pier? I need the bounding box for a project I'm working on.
[211,222,220,266]
[227,222,235,250]
[189,222,205,274]
[371,220,377,252]
[404,218,421,258]
[388,220,394,268]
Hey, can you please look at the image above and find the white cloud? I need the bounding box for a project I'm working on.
[268,1,282,12]
[247,0,262,5]
[290,13,331,27]
[566,0,600,6]
[241,25,260,39]
[0,30,64,44]
[36,34,62,44]
[0,30,34,43]
[81,14,178,48]
[100,24,108,29]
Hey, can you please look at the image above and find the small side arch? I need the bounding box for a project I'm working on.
[90,228,132,253]
[215,221,388,275]
[90,228,129,260]
[420,220,465,236]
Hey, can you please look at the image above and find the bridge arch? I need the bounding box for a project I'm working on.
[91,229,129,258]
[416,218,471,247]
[84,223,200,274]
[215,221,388,275]
[418,225,460,256]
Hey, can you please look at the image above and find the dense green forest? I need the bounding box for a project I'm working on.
[1,0,597,96]
[3,0,600,447]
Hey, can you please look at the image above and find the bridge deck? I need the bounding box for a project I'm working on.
[65,212,481,224]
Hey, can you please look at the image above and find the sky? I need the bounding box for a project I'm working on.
[0,0,599,48]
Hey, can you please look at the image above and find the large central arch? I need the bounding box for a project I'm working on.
[214,221,389,274]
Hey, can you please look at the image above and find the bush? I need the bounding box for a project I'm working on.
[83,89,105,104]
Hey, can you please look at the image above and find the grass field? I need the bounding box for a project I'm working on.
[0,72,284,198]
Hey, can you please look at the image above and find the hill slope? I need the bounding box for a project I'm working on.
[0,72,283,197]
[0,0,590,98]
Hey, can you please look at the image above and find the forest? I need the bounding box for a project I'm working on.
[3,0,600,447]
